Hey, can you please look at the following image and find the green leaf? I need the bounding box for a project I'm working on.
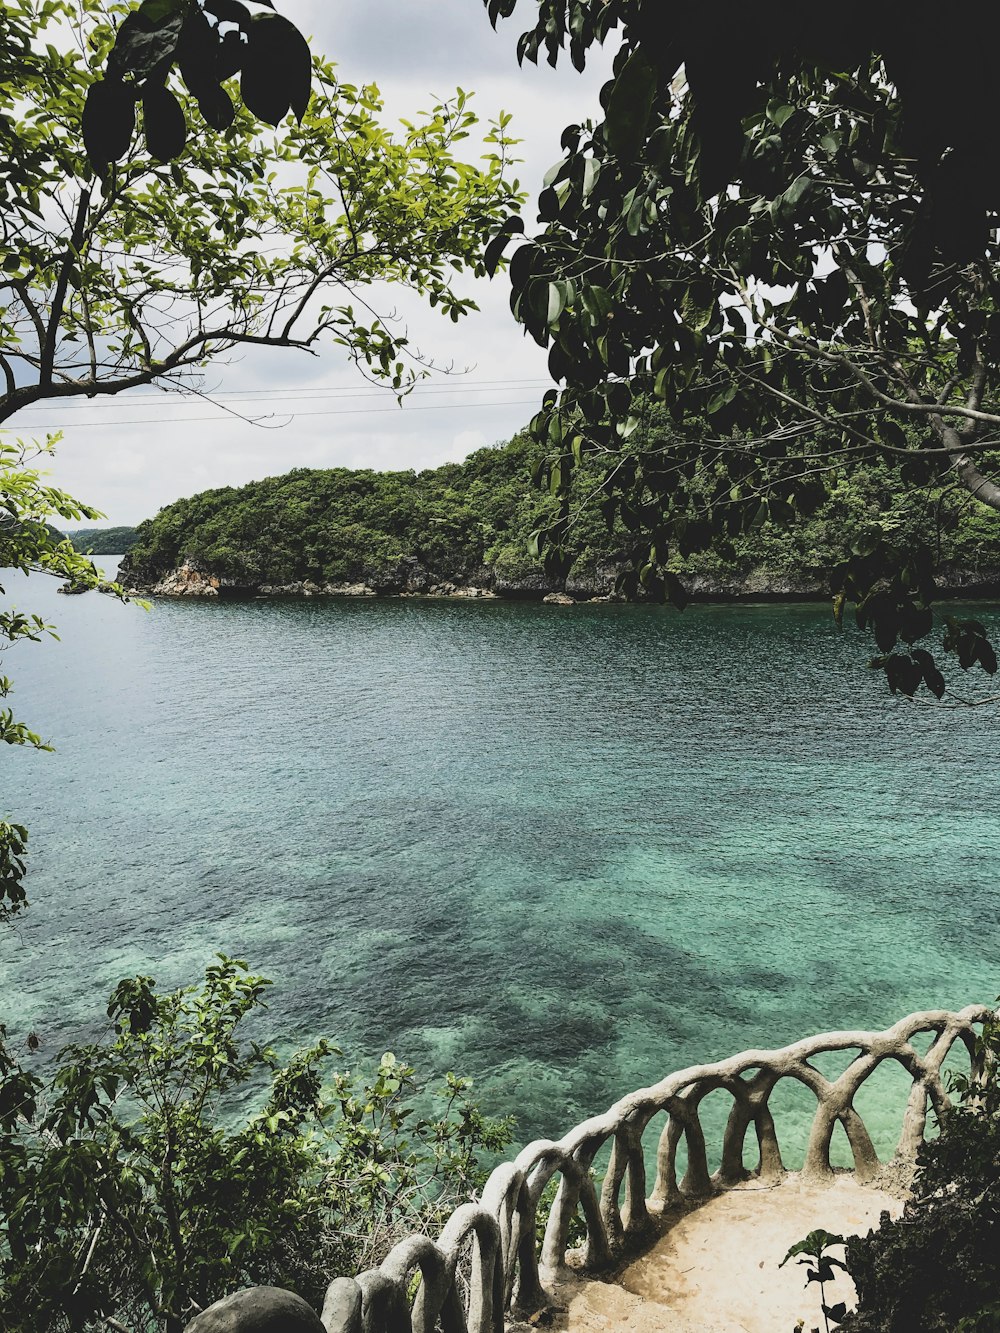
[107,9,185,83]
[781,174,812,213]
[137,0,187,23]
[606,49,657,158]
[547,282,566,325]
[197,83,236,132]
[241,13,311,126]
[82,79,136,166]
[780,1230,845,1267]
[142,83,186,161]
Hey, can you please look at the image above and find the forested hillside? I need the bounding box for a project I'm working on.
[119,428,1000,599]
[66,526,139,554]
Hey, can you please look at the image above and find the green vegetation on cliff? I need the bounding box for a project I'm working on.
[122,434,562,591]
[65,526,139,555]
[122,424,1000,598]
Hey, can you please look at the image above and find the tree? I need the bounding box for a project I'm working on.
[0,955,513,1333]
[484,0,1000,702]
[0,0,520,917]
[2,0,519,420]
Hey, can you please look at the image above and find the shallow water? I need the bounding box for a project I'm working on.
[2,565,997,1166]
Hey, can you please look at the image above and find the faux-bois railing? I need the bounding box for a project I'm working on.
[303,1006,990,1333]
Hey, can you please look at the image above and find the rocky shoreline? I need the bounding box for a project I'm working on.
[115,553,1000,605]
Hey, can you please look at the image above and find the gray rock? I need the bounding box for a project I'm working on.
[565,558,624,599]
[185,1286,325,1333]
[490,567,562,597]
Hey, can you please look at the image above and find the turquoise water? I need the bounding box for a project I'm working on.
[2,565,998,1166]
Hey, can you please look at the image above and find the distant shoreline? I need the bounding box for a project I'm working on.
[116,558,1000,607]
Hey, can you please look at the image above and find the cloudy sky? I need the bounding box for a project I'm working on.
[12,1,618,526]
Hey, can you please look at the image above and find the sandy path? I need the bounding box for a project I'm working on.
[538,1175,903,1333]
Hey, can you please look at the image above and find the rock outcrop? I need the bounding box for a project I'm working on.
[116,549,1000,606]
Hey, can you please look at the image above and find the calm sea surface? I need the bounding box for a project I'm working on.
[2,563,998,1165]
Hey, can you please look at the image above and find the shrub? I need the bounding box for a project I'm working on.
[0,957,513,1333]
[832,1007,1000,1332]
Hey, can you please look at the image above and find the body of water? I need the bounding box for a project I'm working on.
[2,564,998,1165]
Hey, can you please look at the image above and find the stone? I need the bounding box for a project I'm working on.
[184,1286,325,1333]
[152,560,221,597]
[543,592,575,606]
[322,582,375,597]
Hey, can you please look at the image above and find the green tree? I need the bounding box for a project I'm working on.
[66,526,140,554]
[2,0,519,419]
[484,0,1000,701]
[0,956,513,1333]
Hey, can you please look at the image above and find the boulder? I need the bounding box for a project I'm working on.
[184,1286,325,1333]
[542,591,576,606]
[565,558,625,599]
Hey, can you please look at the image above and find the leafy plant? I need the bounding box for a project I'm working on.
[84,0,312,169]
[2,0,521,424]
[781,1229,849,1333]
[802,1005,1000,1332]
[482,0,1000,701]
[0,956,513,1333]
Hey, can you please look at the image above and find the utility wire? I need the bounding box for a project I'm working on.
[11,397,544,430]
[24,378,553,410]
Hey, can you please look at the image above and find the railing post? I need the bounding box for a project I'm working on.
[322,1279,362,1333]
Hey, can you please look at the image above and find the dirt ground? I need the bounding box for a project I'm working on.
[538,1175,904,1333]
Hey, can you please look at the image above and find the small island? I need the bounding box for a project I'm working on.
[117,428,1000,604]
[64,525,140,555]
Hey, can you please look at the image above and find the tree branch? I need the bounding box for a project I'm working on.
[40,188,90,389]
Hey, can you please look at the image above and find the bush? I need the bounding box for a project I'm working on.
[0,957,513,1333]
[835,1007,1000,1332]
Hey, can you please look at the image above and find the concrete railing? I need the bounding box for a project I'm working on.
[313,1005,990,1333]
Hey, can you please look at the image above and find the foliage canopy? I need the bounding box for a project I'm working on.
[119,422,1000,608]
[484,0,1000,701]
[2,0,520,423]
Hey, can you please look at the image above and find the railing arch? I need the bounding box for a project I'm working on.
[314,1004,990,1333]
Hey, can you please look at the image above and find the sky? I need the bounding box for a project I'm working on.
[11,0,619,527]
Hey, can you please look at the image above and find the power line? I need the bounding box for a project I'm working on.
[27,377,553,411]
[11,397,544,431]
